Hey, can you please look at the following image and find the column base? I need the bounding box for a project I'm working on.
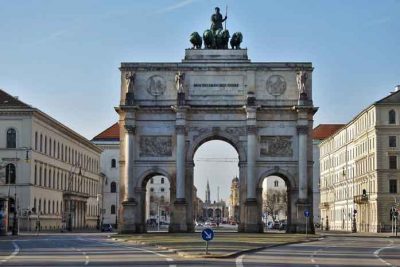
[119,200,139,234]
[169,200,190,232]
[290,202,314,234]
[242,198,263,233]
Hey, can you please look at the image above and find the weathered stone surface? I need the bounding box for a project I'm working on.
[260,136,293,157]
[139,136,172,157]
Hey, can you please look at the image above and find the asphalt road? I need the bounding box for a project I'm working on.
[237,235,400,267]
[0,234,399,266]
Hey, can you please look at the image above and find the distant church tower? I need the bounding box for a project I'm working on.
[205,180,211,204]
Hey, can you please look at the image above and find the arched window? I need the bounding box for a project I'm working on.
[5,164,16,184]
[6,128,16,148]
[274,180,279,187]
[110,181,117,193]
[161,177,165,184]
[389,110,396,124]
[111,205,116,214]
[111,159,116,168]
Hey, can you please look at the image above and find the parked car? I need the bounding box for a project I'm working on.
[101,224,113,232]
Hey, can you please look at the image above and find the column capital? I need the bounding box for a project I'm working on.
[176,125,186,135]
[297,125,308,135]
[124,125,136,134]
[247,125,257,135]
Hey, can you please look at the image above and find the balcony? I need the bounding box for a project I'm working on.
[354,194,369,204]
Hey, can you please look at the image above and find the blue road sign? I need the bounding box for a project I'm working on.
[304,210,310,218]
[201,228,214,241]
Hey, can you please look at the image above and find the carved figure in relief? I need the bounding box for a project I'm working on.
[260,136,293,157]
[147,75,166,96]
[125,72,135,92]
[175,71,185,93]
[266,75,286,96]
[296,71,308,100]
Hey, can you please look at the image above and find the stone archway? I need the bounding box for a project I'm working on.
[117,48,316,234]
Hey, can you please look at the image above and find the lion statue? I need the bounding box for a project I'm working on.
[230,32,243,49]
[203,29,216,49]
[189,32,202,49]
[215,29,230,49]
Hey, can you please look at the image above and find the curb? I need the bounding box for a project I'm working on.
[111,236,323,259]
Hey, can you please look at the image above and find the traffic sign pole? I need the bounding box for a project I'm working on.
[201,228,214,255]
[304,210,310,239]
[206,240,209,255]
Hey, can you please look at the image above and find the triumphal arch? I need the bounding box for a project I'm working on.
[116,9,317,233]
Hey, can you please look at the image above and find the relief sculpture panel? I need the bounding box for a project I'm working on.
[260,136,293,157]
[139,136,172,157]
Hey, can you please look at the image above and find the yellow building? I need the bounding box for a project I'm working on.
[319,86,400,232]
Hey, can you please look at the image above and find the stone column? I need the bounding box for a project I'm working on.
[246,106,257,200]
[297,125,308,200]
[176,125,186,201]
[124,125,136,201]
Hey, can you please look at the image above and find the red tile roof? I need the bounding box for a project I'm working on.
[92,122,120,141]
[0,89,31,108]
[313,124,345,140]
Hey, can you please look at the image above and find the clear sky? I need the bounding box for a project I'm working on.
[1,1,399,201]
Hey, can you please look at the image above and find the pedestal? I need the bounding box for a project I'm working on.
[119,200,138,234]
[293,202,314,234]
[169,200,188,233]
[243,198,263,233]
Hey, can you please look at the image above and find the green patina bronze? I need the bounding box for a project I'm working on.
[189,7,243,50]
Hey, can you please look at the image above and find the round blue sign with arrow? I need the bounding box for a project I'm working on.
[201,228,214,241]
[304,210,310,218]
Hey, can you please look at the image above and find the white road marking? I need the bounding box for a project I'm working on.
[310,248,322,267]
[373,240,394,267]
[235,254,244,267]
[80,237,175,267]
[0,241,20,265]
[74,248,90,266]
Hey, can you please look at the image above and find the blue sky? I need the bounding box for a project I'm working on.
[1,1,399,200]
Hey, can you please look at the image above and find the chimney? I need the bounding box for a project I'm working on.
[395,85,400,92]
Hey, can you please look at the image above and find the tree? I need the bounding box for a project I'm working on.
[263,188,287,221]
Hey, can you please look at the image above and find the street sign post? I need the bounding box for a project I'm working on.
[201,228,214,255]
[304,210,310,239]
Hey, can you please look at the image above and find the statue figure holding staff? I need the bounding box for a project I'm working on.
[210,7,227,34]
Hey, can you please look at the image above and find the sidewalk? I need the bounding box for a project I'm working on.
[113,232,320,258]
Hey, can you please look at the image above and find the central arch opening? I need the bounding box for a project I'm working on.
[258,175,290,232]
[193,140,240,232]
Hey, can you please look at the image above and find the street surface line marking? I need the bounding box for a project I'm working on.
[373,240,394,267]
[79,237,174,265]
[235,254,244,267]
[0,241,20,265]
[74,247,90,266]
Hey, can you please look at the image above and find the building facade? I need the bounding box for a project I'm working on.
[312,124,345,227]
[92,122,120,228]
[0,89,102,232]
[319,87,400,232]
[145,175,171,224]
[228,177,240,222]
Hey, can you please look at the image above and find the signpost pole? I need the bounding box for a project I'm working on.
[306,216,308,239]
[206,241,209,255]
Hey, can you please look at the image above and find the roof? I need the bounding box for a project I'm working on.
[375,88,400,104]
[313,124,345,140]
[92,123,120,141]
[0,89,32,108]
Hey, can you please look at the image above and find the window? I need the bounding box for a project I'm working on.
[389,136,397,147]
[161,177,164,184]
[111,159,116,168]
[49,138,52,156]
[5,164,16,184]
[6,128,16,148]
[389,179,398,194]
[389,110,396,124]
[150,178,154,184]
[274,180,279,187]
[34,165,37,185]
[150,188,154,192]
[35,132,38,150]
[110,181,117,193]
[161,187,165,192]
[44,136,47,154]
[111,205,116,214]
[160,196,165,203]
[40,134,43,152]
[389,156,397,169]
